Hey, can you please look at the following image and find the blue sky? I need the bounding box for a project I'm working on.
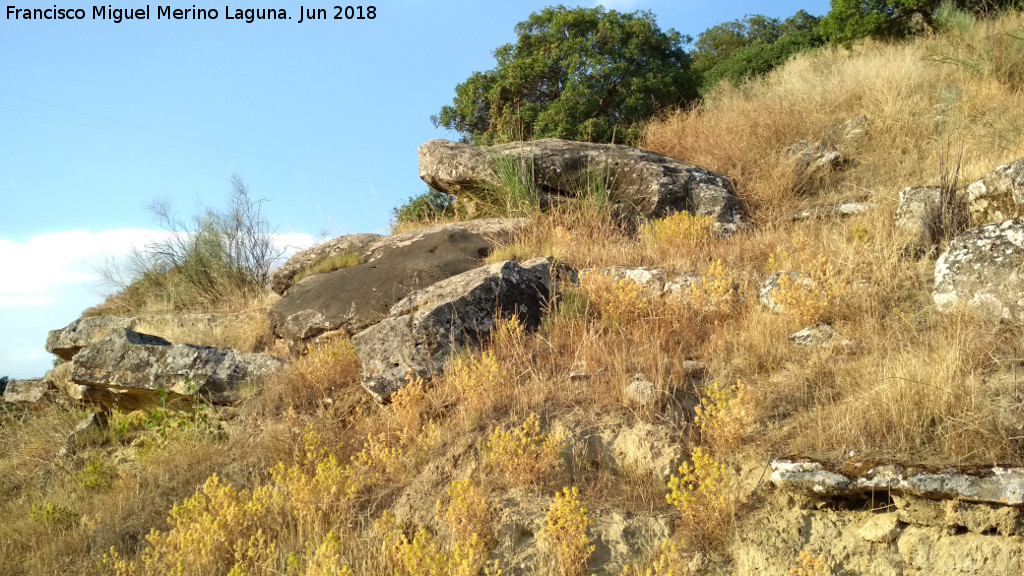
[0,0,830,378]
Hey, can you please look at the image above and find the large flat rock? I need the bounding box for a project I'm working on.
[270,218,531,296]
[419,139,742,227]
[268,227,499,345]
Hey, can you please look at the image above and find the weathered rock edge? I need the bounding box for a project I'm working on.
[771,460,1024,506]
[71,328,285,404]
[352,257,553,403]
[419,139,742,227]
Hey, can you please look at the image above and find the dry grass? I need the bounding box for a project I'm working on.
[643,12,1024,226]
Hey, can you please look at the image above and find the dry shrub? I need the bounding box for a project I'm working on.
[666,448,739,553]
[694,380,750,455]
[789,310,1020,463]
[485,413,565,486]
[374,510,498,576]
[255,337,362,415]
[390,376,432,433]
[436,479,496,549]
[619,539,689,576]
[446,349,506,421]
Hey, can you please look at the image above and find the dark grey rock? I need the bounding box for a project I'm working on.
[268,227,494,345]
[352,257,553,402]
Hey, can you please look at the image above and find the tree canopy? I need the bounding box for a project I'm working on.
[692,11,824,91]
[432,6,697,146]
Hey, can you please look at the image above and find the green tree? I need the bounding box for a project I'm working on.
[0,375,9,395]
[393,188,461,225]
[819,0,1020,43]
[432,5,697,146]
[693,11,824,91]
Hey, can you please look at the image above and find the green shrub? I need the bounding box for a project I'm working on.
[393,188,461,225]
[97,174,280,314]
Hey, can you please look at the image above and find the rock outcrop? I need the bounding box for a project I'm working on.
[47,313,264,362]
[771,459,1024,506]
[71,329,285,404]
[577,266,697,298]
[783,140,845,182]
[933,218,1024,320]
[270,218,531,296]
[268,227,496,346]
[419,139,742,229]
[352,257,553,402]
[967,157,1024,224]
[894,186,967,257]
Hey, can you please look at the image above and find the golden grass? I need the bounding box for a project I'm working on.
[643,12,1024,226]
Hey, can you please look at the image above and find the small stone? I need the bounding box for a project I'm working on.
[789,323,839,347]
[858,513,902,543]
[682,360,708,377]
[624,374,658,407]
[569,360,591,382]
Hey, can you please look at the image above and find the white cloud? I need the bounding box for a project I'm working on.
[0,228,314,379]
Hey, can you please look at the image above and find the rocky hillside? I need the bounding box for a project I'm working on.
[3,11,1024,576]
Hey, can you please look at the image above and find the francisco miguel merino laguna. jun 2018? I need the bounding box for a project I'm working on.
[5,5,376,23]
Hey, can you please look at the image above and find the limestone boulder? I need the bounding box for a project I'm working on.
[791,202,872,222]
[352,257,553,402]
[3,379,49,403]
[783,140,845,182]
[47,313,263,362]
[789,323,840,347]
[45,361,133,407]
[268,227,497,346]
[894,187,967,257]
[419,139,742,228]
[967,158,1024,224]
[933,218,1024,320]
[71,329,285,404]
[577,266,698,298]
